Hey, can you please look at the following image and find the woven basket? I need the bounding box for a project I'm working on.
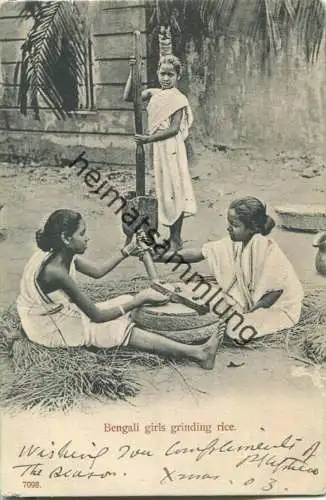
[131,302,219,332]
[275,205,326,233]
[145,320,225,344]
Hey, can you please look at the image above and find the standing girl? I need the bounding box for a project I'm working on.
[134,55,197,251]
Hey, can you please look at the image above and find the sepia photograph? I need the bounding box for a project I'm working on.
[0,0,325,496]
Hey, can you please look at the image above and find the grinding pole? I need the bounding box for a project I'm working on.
[132,30,145,197]
[137,231,159,280]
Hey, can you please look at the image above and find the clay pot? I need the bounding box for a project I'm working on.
[313,232,326,276]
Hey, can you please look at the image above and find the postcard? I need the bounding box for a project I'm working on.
[0,0,325,497]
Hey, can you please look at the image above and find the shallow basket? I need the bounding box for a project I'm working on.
[131,302,219,332]
[275,205,326,233]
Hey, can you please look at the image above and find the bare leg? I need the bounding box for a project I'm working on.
[169,212,184,251]
[128,325,224,370]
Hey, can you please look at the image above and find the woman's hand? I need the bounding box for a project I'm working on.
[122,235,142,258]
[129,56,136,66]
[247,303,260,313]
[248,290,283,312]
[135,288,169,306]
[135,134,150,144]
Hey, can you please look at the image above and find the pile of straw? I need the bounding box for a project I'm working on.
[0,338,163,412]
[0,281,325,412]
[0,288,164,412]
[285,289,326,365]
[243,290,326,365]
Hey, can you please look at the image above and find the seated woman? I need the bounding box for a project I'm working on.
[157,196,304,343]
[16,209,221,369]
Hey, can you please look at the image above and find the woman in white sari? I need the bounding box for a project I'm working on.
[160,197,303,344]
[16,209,222,369]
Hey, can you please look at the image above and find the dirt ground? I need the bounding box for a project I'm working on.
[1,141,326,411]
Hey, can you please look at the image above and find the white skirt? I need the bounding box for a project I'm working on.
[153,127,197,226]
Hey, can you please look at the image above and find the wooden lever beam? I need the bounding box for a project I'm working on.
[137,232,209,315]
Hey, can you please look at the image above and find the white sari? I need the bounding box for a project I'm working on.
[202,234,304,340]
[147,87,197,226]
[17,251,134,348]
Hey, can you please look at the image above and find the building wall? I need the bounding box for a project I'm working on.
[185,34,326,155]
[1,0,325,163]
[0,0,147,167]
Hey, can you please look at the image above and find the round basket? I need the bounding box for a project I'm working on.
[144,319,226,344]
[130,302,219,332]
[275,205,326,233]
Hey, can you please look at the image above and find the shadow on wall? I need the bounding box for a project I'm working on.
[0,134,136,167]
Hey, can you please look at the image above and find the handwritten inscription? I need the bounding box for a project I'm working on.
[117,445,153,460]
[11,432,321,493]
[18,440,109,469]
[160,467,220,484]
[235,439,320,475]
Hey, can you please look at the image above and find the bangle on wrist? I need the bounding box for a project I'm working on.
[118,304,125,316]
[121,247,129,258]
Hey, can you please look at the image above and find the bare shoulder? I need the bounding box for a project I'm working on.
[42,260,69,285]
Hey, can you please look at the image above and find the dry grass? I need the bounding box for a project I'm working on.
[0,278,164,413]
[0,281,325,413]
[0,329,164,412]
[239,289,326,366]
[1,337,163,412]
[285,289,326,365]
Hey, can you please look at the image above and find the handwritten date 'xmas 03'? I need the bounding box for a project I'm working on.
[12,433,321,492]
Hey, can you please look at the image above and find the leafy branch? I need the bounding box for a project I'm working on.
[148,0,326,65]
[18,1,87,119]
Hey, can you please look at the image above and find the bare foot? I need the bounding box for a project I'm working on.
[197,323,226,370]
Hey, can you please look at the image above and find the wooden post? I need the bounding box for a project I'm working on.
[133,31,145,196]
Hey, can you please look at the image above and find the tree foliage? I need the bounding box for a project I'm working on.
[18,1,87,119]
[148,0,326,64]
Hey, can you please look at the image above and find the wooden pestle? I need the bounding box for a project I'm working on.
[140,245,160,281]
[136,231,209,314]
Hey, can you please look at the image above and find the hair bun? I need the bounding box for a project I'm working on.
[35,228,52,252]
[262,215,275,236]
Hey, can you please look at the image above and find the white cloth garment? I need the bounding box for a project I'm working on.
[147,87,197,226]
[17,251,134,348]
[202,234,304,340]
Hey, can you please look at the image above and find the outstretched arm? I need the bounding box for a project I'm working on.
[155,247,204,264]
[122,57,136,102]
[75,239,139,279]
[135,109,183,145]
[122,62,156,103]
[75,250,127,279]
[51,270,167,324]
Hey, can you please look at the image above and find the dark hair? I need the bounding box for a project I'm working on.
[229,196,275,236]
[158,55,182,77]
[36,209,82,252]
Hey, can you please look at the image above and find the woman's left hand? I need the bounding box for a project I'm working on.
[247,304,260,313]
[135,134,149,144]
[121,236,142,258]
